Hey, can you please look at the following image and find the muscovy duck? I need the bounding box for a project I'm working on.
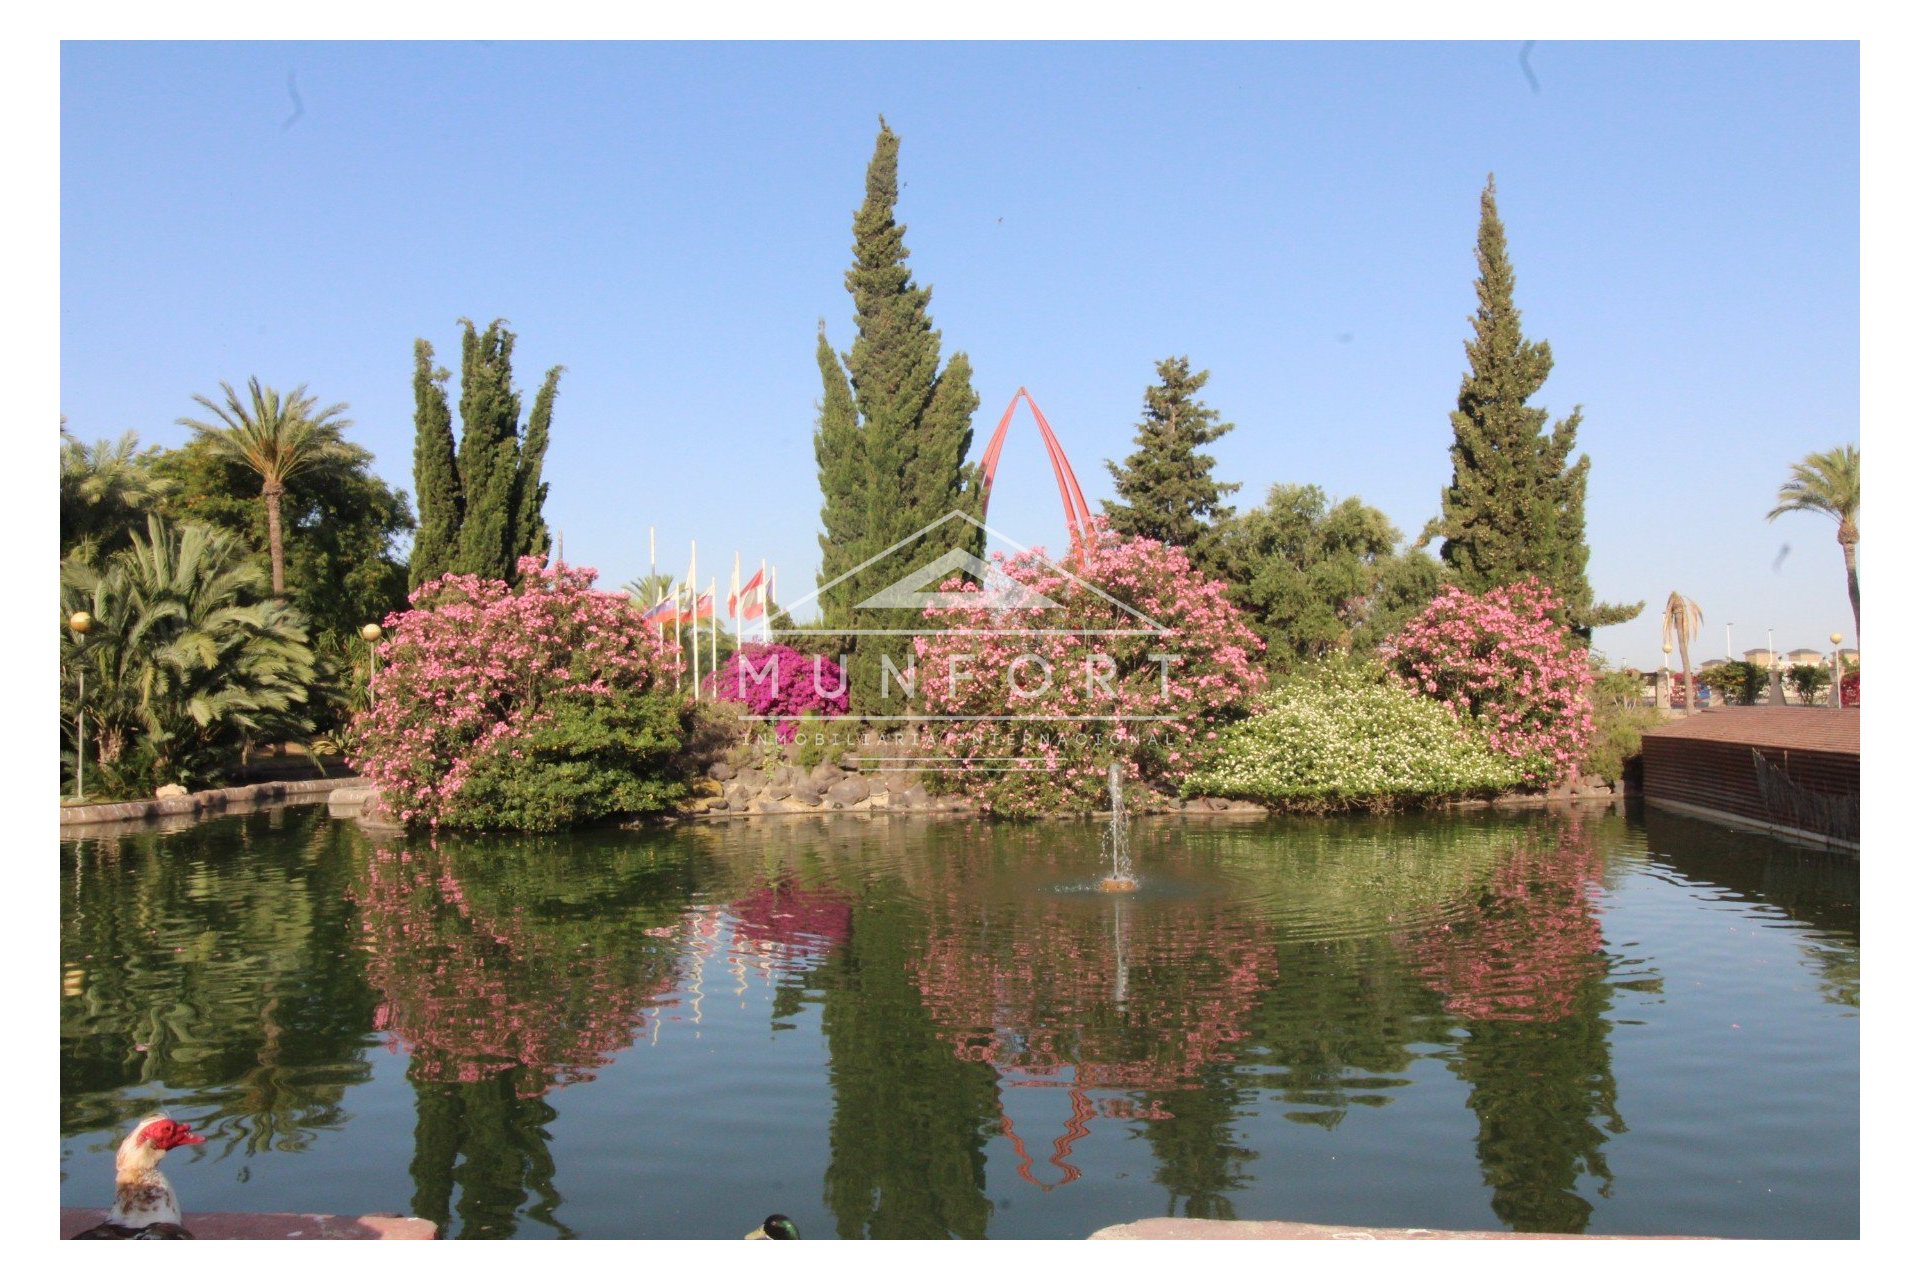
[70,1114,205,1239]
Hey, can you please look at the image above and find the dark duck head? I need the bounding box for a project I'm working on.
[745,1213,800,1240]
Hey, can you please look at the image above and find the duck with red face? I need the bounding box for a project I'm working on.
[70,1115,206,1239]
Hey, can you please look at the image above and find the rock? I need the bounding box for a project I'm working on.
[355,792,406,834]
[764,783,792,801]
[327,786,374,817]
[810,761,843,788]
[868,777,890,796]
[827,777,870,807]
[789,786,821,807]
[751,796,801,815]
[707,762,735,782]
[155,783,188,798]
[735,767,765,791]
[885,773,916,794]
[900,783,932,810]
[838,752,862,772]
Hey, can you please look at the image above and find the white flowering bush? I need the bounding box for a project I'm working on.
[1181,662,1523,811]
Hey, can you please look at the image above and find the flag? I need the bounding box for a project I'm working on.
[730,567,766,620]
[683,590,714,624]
[641,596,674,625]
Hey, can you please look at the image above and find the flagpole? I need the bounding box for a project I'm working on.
[689,541,700,700]
[672,580,682,693]
[649,525,656,595]
[760,557,769,642]
[708,576,718,681]
[732,550,742,648]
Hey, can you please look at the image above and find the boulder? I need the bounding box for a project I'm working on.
[827,777,870,807]
[327,786,374,817]
[884,773,917,794]
[868,777,890,796]
[900,783,932,810]
[355,791,406,834]
[707,761,735,782]
[155,783,189,799]
[838,752,862,772]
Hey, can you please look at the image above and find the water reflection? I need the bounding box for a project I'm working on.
[61,810,376,1153]
[59,804,1859,1239]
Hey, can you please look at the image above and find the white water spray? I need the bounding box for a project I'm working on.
[1099,761,1138,893]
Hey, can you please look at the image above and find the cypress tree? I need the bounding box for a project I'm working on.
[411,319,562,586]
[454,319,523,580]
[1422,176,1640,641]
[409,340,462,589]
[1102,356,1240,568]
[818,117,981,710]
[512,365,561,563]
[813,320,864,631]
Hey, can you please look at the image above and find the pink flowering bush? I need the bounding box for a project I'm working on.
[913,522,1265,816]
[351,557,692,831]
[704,643,849,742]
[1383,578,1593,789]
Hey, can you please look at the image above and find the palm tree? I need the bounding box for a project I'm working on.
[1767,443,1860,639]
[59,423,171,557]
[178,378,354,597]
[61,514,316,788]
[1662,592,1703,715]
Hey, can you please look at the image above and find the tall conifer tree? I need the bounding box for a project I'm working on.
[816,117,981,709]
[1421,176,1639,641]
[512,366,561,563]
[409,340,462,589]
[1103,356,1239,569]
[409,319,562,586]
[813,321,864,631]
[454,319,523,579]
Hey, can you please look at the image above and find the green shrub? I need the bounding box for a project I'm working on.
[446,683,691,832]
[1583,702,1663,784]
[1181,661,1523,812]
[1787,663,1832,705]
[1699,660,1767,705]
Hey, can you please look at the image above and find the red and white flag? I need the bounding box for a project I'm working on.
[730,567,766,621]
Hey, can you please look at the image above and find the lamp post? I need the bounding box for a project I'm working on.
[1830,631,1844,709]
[1661,641,1673,711]
[67,611,92,802]
[1725,623,1732,661]
[361,623,383,706]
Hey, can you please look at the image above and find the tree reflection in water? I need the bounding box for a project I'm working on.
[61,808,377,1156]
[1398,811,1626,1233]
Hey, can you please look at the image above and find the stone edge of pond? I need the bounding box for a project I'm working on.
[59,777,360,829]
[60,1208,438,1240]
[1088,1217,1715,1240]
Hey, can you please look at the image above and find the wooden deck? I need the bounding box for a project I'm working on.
[1641,708,1858,852]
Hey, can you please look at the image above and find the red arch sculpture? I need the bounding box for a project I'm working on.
[977,388,1096,561]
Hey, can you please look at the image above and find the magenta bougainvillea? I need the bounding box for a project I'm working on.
[703,643,849,741]
[351,557,688,830]
[1384,578,1594,788]
[912,522,1265,815]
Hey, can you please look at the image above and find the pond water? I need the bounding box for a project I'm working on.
[59,802,1859,1239]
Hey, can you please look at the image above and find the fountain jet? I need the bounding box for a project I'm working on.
[1099,762,1139,893]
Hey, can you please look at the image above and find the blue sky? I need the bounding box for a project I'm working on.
[58,40,1861,670]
